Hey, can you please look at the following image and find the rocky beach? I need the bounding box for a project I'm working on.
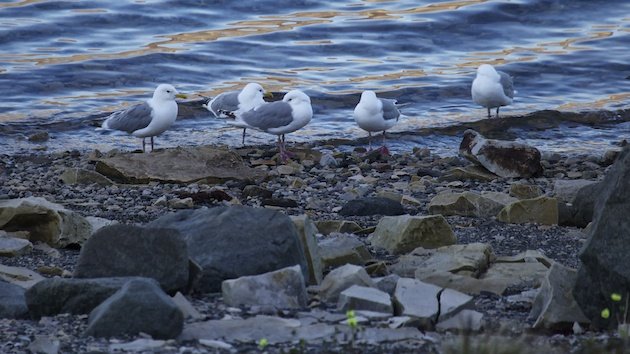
[0,113,629,354]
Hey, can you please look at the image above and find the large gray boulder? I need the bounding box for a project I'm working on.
[84,278,183,339]
[459,130,543,178]
[26,277,151,318]
[148,206,308,293]
[0,280,28,319]
[573,146,630,329]
[73,225,189,294]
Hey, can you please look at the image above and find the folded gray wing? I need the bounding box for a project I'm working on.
[380,98,401,121]
[210,91,240,114]
[240,101,294,132]
[498,71,514,98]
[104,102,153,133]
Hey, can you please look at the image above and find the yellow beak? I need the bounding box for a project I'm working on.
[175,93,187,99]
[263,91,273,99]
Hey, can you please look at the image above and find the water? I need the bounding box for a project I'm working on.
[0,0,628,156]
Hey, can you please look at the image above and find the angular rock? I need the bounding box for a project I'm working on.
[440,166,497,182]
[319,264,375,303]
[553,179,597,203]
[26,277,150,318]
[439,288,473,321]
[109,339,167,353]
[497,196,558,225]
[0,236,32,257]
[480,261,549,290]
[337,285,393,314]
[27,336,59,354]
[393,278,440,327]
[315,220,362,235]
[339,197,405,216]
[319,235,372,269]
[0,197,95,248]
[436,310,483,332]
[172,292,203,320]
[0,264,44,289]
[95,146,265,184]
[573,146,630,329]
[148,206,307,293]
[84,278,183,339]
[530,263,589,330]
[0,280,28,319]
[509,183,543,200]
[374,274,400,296]
[459,129,543,178]
[368,215,456,255]
[400,243,495,280]
[428,192,509,218]
[73,224,189,294]
[222,265,307,309]
[59,168,114,186]
[290,215,323,285]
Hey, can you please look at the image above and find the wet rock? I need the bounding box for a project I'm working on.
[0,280,28,319]
[530,263,589,330]
[0,264,44,289]
[222,265,307,309]
[368,215,456,255]
[337,285,393,314]
[319,264,375,303]
[26,277,149,318]
[148,206,308,293]
[0,236,32,257]
[59,168,114,186]
[436,309,483,332]
[497,196,558,225]
[319,235,373,269]
[95,146,266,184]
[339,197,405,216]
[509,183,543,200]
[290,215,323,285]
[574,146,630,329]
[0,197,96,248]
[28,130,49,142]
[84,278,183,339]
[428,191,513,218]
[459,130,543,178]
[315,220,362,235]
[393,278,440,327]
[74,224,189,293]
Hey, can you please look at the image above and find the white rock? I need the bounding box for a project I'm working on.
[337,285,393,314]
[108,339,167,352]
[319,264,375,303]
[393,278,440,326]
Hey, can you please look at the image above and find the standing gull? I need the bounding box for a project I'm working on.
[353,90,400,154]
[233,89,312,162]
[206,82,272,144]
[471,64,514,118]
[101,84,185,152]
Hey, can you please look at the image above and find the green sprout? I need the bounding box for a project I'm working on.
[258,338,269,350]
[612,293,623,302]
[602,308,611,319]
[346,310,358,329]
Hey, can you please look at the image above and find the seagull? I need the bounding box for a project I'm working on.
[353,90,400,154]
[233,90,312,162]
[101,84,185,152]
[471,64,514,118]
[206,82,272,144]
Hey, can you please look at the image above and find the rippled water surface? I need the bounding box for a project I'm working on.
[0,0,628,155]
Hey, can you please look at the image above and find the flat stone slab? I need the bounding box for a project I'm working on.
[0,236,32,257]
[95,146,266,184]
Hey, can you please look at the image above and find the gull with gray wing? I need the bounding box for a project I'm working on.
[233,89,312,162]
[100,84,185,152]
[206,82,272,144]
[353,90,400,154]
[471,64,514,118]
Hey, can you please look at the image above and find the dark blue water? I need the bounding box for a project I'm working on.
[0,0,628,155]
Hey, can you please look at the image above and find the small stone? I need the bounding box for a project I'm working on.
[168,197,194,209]
[0,236,32,257]
[319,264,375,303]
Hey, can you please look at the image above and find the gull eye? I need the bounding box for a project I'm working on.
[166,90,171,93]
